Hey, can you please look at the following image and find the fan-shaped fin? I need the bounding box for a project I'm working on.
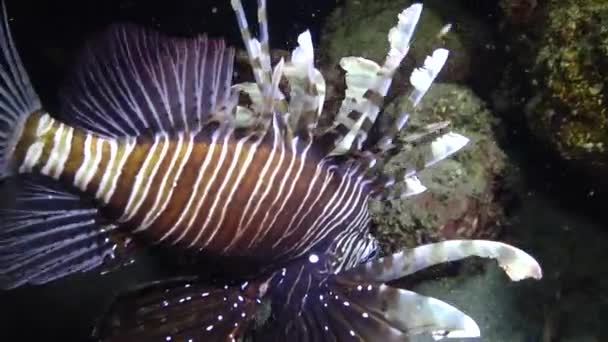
[0,1,41,179]
[59,24,236,137]
[259,261,481,341]
[95,277,267,342]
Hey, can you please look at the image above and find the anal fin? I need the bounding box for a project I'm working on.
[95,277,267,342]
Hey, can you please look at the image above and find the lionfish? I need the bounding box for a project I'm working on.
[0,1,542,341]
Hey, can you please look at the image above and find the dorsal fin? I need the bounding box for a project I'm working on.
[59,24,236,138]
[230,0,275,114]
[283,30,327,137]
[325,4,424,156]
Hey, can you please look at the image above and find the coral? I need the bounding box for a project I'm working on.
[527,0,608,166]
[369,84,509,254]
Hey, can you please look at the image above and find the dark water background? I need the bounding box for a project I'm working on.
[1,0,607,341]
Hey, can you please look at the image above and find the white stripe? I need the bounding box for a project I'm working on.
[284,265,305,309]
[249,136,304,248]
[262,138,312,238]
[191,132,251,247]
[278,163,337,244]
[224,117,280,252]
[139,133,188,230]
[35,113,53,136]
[18,141,44,173]
[119,135,161,222]
[290,167,357,255]
[270,159,329,250]
[40,124,65,176]
[95,139,118,200]
[201,133,261,249]
[132,133,171,231]
[326,194,369,272]
[51,126,74,179]
[167,130,220,243]
[101,137,137,204]
[80,136,104,191]
[180,131,231,246]
[238,117,286,245]
[142,132,194,232]
[74,133,93,188]
[304,172,369,254]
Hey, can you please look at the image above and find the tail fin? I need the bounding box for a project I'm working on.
[0,1,41,179]
[94,277,268,342]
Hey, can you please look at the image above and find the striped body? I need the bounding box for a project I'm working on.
[12,111,373,264]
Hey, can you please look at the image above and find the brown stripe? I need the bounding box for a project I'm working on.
[180,135,235,246]
[86,138,112,194]
[62,128,85,185]
[124,139,175,229]
[348,110,363,122]
[102,136,156,221]
[216,136,273,250]
[363,89,384,108]
[335,123,350,136]
[147,137,209,238]
[198,135,259,249]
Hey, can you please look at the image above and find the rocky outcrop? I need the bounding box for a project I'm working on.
[525,0,608,170]
[368,84,509,253]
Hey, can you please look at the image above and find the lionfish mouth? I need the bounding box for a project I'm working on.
[0,0,542,341]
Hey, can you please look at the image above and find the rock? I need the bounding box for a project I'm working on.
[319,0,477,83]
[369,84,509,253]
[526,0,608,170]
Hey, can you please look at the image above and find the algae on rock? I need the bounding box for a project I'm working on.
[528,0,608,166]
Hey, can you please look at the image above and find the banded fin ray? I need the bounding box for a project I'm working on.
[282,30,326,136]
[0,1,41,178]
[341,240,543,284]
[328,4,423,156]
[375,130,470,200]
[0,176,135,289]
[230,0,274,112]
[95,278,265,342]
[60,24,235,137]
